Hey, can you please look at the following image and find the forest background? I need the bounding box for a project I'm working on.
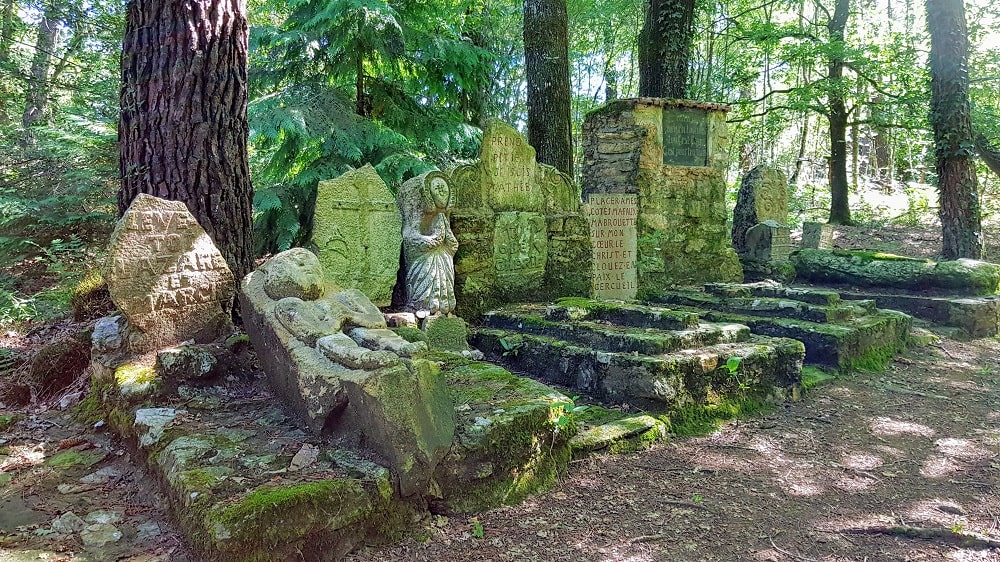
[1,0,999,328]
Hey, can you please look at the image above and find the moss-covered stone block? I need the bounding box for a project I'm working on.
[793,249,1000,295]
[570,415,669,458]
[423,316,469,352]
[430,356,574,513]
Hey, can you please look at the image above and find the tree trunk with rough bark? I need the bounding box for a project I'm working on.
[119,0,254,282]
[638,0,695,98]
[523,0,573,175]
[21,1,63,129]
[826,0,852,225]
[928,0,981,259]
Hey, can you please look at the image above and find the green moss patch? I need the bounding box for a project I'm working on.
[46,449,107,469]
[801,366,836,389]
[669,396,773,437]
[0,413,20,432]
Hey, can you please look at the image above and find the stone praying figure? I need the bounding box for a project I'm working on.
[399,171,458,315]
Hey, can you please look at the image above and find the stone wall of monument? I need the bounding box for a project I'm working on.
[582,98,742,294]
[450,122,592,318]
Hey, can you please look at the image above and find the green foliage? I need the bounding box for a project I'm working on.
[247,0,495,253]
[552,395,589,432]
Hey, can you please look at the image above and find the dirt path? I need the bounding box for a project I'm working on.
[2,335,1000,561]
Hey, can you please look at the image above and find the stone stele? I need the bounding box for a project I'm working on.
[311,164,402,307]
[104,194,235,354]
[732,165,789,257]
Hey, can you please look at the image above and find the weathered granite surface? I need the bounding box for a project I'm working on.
[399,171,458,315]
[311,164,402,306]
[240,248,452,496]
[449,121,591,317]
[732,166,789,256]
[103,194,235,354]
[581,99,742,293]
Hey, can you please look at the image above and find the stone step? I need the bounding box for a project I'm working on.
[569,415,669,458]
[544,298,700,330]
[704,280,842,306]
[649,289,873,324]
[472,328,803,413]
[688,308,911,372]
[482,308,750,355]
[837,290,1000,338]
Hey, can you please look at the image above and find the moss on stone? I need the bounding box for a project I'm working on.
[0,413,20,432]
[46,449,106,469]
[669,396,772,437]
[423,316,469,351]
[205,479,373,558]
[114,361,159,398]
[801,366,835,390]
[392,326,427,343]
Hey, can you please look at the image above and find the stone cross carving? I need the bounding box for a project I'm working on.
[399,171,458,315]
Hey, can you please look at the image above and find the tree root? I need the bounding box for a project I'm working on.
[840,525,1000,549]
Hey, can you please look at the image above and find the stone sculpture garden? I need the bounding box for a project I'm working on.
[73,101,1000,561]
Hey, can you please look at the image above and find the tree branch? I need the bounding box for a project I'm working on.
[975,132,1000,178]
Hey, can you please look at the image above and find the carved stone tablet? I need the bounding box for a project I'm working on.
[480,122,543,211]
[732,166,789,256]
[312,164,402,306]
[588,194,638,299]
[104,194,235,353]
[801,221,834,249]
[494,212,547,281]
[662,107,708,167]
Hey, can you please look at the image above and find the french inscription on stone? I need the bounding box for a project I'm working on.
[480,122,541,210]
[494,212,547,280]
[587,194,637,299]
[105,194,235,352]
[662,108,708,167]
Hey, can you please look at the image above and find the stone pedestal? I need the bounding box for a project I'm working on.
[582,98,742,296]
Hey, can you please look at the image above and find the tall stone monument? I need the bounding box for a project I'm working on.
[731,166,793,281]
[310,164,402,307]
[104,194,235,354]
[448,121,592,317]
[581,98,743,297]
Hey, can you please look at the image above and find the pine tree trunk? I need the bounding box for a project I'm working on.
[827,0,852,225]
[928,0,981,259]
[0,0,15,124]
[21,1,62,129]
[523,0,573,175]
[119,0,255,282]
[638,0,695,98]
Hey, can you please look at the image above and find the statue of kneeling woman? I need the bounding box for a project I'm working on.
[260,248,426,370]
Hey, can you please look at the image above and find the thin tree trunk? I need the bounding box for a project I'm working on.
[638,0,696,98]
[22,1,62,129]
[0,0,15,124]
[827,0,852,225]
[119,0,254,281]
[791,113,810,187]
[928,0,981,259]
[523,0,573,175]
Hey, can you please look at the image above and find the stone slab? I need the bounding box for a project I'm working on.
[104,194,235,354]
[587,193,638,299]
[312,164,402,306]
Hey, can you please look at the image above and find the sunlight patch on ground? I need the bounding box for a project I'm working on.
[841,451,884,470]
[921,455,964,478]
[869,416,936,437]
[934,437,995,460]
[873,444,908,459]
[0,443,46,471]
[904,498,968,527]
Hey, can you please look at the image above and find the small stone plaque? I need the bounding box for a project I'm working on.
[662,108,708,167]
[587,194,637,299]
[801,221,834,250]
